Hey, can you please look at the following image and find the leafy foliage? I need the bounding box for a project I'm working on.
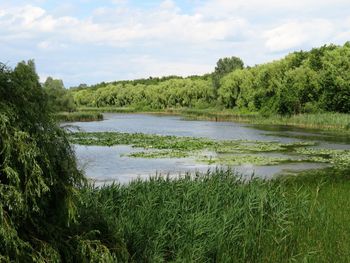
[0,61,122,262]
[72,42,350,115]
[73,78,215,109]
[219,43,350,115]
[212,56,244,91]
[44,76,76,112]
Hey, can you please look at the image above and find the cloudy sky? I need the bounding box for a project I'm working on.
[1,0,349,87]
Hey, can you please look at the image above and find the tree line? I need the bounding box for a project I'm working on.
[219,43,350,114]
[68,42,350,114]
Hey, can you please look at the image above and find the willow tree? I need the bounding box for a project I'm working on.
[0,61,120,261]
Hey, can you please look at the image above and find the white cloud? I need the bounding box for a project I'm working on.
[0,3,250,46]
[263,19,335,52]
[37,40,67,50]
[110,0,128,4]
[0,5,57,33]
[197,0,350,16]
[129,55,213,78]
[37,41,50,49]
[0,0,349,86]
[159,0,177,10]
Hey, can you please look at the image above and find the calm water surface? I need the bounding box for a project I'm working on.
[67,113,350,183]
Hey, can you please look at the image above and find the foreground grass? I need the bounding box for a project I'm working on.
[78,167,350,262]
[78,106,350,131]
[56,111,104,122]
[279,168,350,262]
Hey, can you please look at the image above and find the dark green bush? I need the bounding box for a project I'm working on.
[0,61,120,262]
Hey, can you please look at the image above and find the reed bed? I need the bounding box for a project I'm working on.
[56,111,104,122]
[77,168,350,262]
[272,112,350,130]
[78,106,138,113]
[179,109,350,131]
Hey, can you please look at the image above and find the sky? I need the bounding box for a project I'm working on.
[0,0,349,87]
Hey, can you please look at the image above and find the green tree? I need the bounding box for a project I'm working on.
[319,43,350,113]
[0,61,83,260]
[0,61,122,261]
[212,56,244,91]
[219,69,244,108]
[44,77,76,112]
[282,66,320,114]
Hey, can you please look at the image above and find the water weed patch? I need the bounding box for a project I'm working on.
[69,132,350,167]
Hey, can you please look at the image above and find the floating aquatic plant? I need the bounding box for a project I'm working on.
[69,132,350,167]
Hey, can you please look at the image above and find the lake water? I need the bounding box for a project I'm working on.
[67,113,350,183]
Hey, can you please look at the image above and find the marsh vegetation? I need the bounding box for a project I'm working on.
[79,167,350,262]
[56,111,104,122]
[70,131,350,168]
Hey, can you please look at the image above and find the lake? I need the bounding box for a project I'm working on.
[66,113,350,183]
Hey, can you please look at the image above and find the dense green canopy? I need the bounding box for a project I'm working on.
[72,42,350,115]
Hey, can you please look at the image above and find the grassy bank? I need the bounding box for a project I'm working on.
[77,106,350,131]
[78,167,350,262]
[56,111,104,122]
[78,106,138,113]
[253,112,350,130]
[176,109,350,131]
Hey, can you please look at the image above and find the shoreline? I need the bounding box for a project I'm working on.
[76,106,350,132]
